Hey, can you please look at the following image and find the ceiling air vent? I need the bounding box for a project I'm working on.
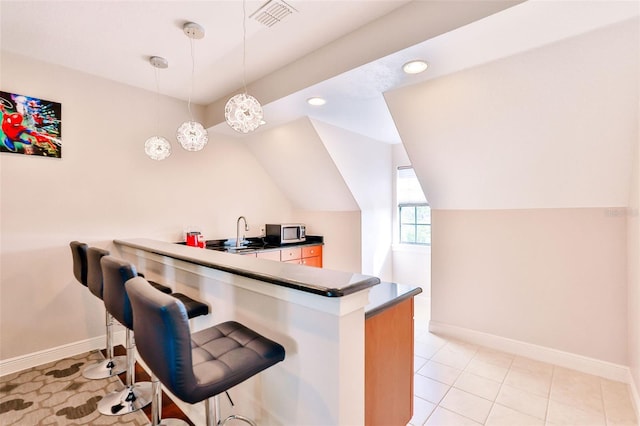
[250,0,297,27]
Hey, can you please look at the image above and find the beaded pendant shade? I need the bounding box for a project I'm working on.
[145,136,171,160]
[225,0,264,133]
[145,56,171,161]
[225,93,263,133]
[177,22,208,151]
[177,121,208,151]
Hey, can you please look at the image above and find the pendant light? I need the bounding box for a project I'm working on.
[225,0,264,133]
[144,56,172,161]
[177,22,208,151]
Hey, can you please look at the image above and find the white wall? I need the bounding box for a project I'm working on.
[391,144,431,296]
[432,208,628,364]
[292,210,361,274]
[0,53,294,361]
[311,119,393,279]
[384,20,638,366]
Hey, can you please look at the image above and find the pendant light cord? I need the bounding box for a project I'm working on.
[188,37,195,121]
[242,0,248,94]
[154,66,161,133]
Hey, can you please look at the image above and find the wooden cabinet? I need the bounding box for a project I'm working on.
[301,245,322,268]
[268,245,322,268]
[365,297,414,426]
[238,244,323,268]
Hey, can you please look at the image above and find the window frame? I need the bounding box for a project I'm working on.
[398,202,431,246]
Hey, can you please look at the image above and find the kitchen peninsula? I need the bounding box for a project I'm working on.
[114,238,421,425]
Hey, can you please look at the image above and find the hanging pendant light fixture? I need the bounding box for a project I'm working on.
[145,56,172,161]
[225,0,264,133]
[177,22,208,151]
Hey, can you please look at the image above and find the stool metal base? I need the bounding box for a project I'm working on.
[98,381,152,416]
[207,395,257,426]
[82,355,127,380]
[220,414,257,426]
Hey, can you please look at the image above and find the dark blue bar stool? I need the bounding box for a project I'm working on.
[70,242,126,379]
[97,255,154,415]
[126,276,286,426]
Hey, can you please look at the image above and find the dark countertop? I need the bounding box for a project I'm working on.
[197,235,324,254]
[365,282,423,318]
[115,238,378,298]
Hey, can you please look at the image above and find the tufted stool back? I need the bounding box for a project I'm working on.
[126,276,286,406]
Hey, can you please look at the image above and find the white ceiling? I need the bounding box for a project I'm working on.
[2,0,638,144]
[0,0,411,104]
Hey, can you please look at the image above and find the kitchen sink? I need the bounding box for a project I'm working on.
[203,237,276,253]
[226,246,257,252]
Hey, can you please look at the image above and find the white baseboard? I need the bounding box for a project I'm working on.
[0,330,126,377]
[429,320,631,383]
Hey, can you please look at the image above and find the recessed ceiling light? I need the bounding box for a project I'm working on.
[402,60,429,74]
[307,97,326,106]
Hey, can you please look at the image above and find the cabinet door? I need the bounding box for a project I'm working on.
[365,298,414,426]
[280,247,302,262]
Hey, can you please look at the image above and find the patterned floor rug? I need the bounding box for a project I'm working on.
[0,351,149,425]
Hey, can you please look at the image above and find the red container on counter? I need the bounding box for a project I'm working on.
[186,232,199,247]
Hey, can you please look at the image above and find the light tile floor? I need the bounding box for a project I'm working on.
[410,296,638,426]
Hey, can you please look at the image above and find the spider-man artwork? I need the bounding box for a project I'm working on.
[0,91,62,158]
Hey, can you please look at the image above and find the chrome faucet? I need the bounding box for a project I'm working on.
[236,216,249,247]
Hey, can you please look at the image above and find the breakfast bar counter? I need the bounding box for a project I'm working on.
[114,238,420,426]
[115,238,379,297]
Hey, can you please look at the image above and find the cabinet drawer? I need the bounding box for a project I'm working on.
[302,245,322,258]
[301,256,322,268]
[256,250,281,261]
[280,247,302,261]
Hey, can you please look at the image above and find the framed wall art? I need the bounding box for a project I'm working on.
[0,90,62,158]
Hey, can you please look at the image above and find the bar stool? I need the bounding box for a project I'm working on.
[85,247,128,379]
[97,255,154,415]
[126,276,286,426]
[87,246,207,317]
[95,253,210,417]
[70,242,126,379]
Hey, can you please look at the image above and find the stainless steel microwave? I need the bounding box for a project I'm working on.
[265,224,306,244]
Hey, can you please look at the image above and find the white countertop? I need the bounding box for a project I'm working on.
[114,238,380,297]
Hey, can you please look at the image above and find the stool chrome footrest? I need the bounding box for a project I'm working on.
[207,394,258,426]
[220,414,257,426]
[98,381,152,415]
[82,355,127,379]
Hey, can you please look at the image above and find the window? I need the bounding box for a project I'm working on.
[397,167,430,245]
[399,204,431,244]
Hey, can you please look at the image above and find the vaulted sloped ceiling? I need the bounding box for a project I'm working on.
[310,119,392,211]
[241,117,358,211]
[385,18,639,210]
[239,117,394,214]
